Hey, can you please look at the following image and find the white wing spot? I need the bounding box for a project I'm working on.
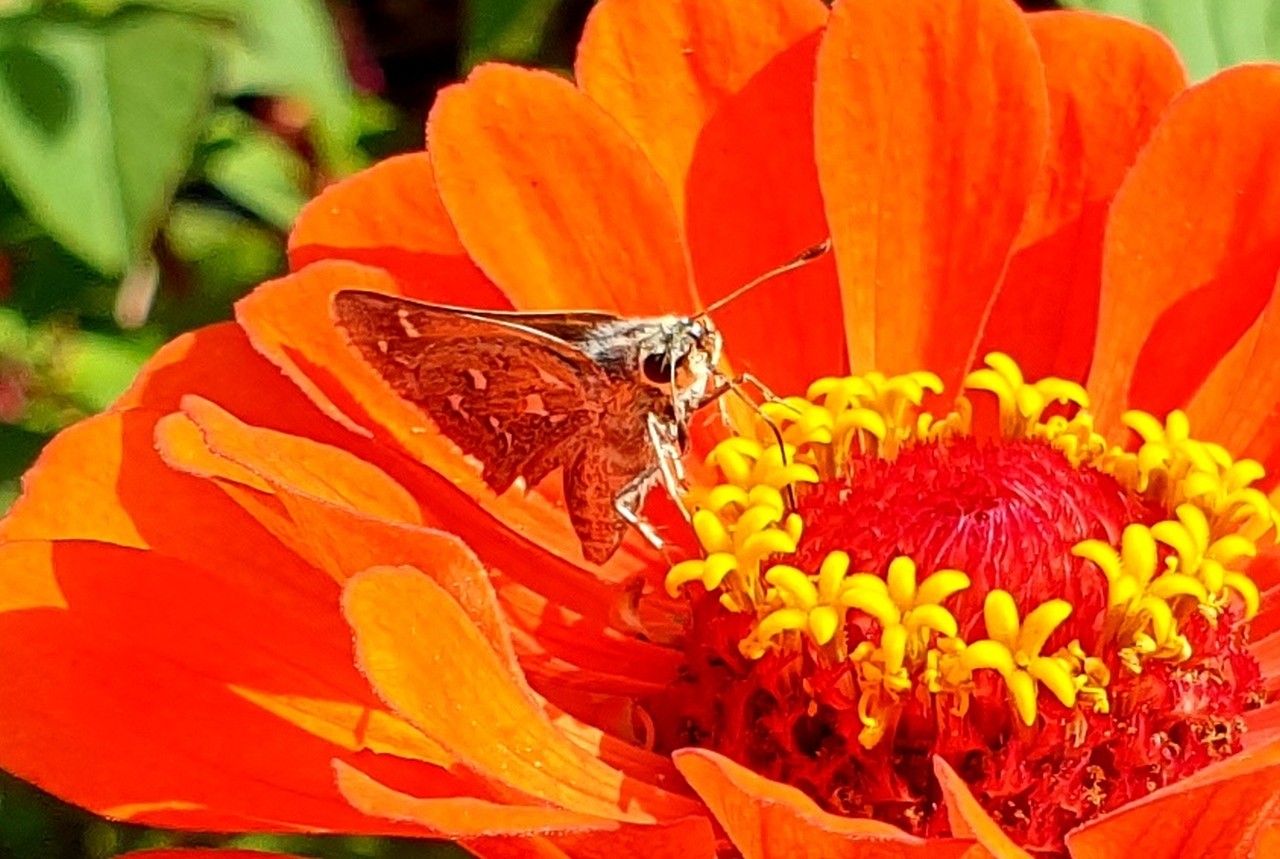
[466,368,488,390]
[397,308,421,337]
[376,339,389,354]
[447,394,467,416]
[537,367,571,389]
[523,393,549,416]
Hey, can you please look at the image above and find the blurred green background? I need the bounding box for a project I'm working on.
[0,0,1276,857]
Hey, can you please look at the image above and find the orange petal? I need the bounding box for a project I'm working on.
[235,261,656,582]
[815,0,1048,390]
[1064,733,1280,858]
[681,33,843,394]
[287,152,508,308]
[236,482,676,706]
[1255,570,1280,640]
[1244,702,1280,742]
[1254,550,1280,593]
[336,759,624,835]
[933,757,1030,858]
[672,748,977,858]
[1188,273,1280,474]
[543,700,684,791]
[169,394,422,527]
[154,398,543,684]
[0,541,65,613]
[1256,592,1280,643]
[114,322,350,446]
[1254,629,1280,694]
[1259,823,1280,859]
[494,576,681,697]
[979,11,1186,382]
[228,684,456,768]
[0,408,473,831]
[0,541,438,833]
[1,412,147,548]
[2,323,335,550]
[343,566,700,822]
[577,0,842,393]
[1088,66,1280,433]
[0,410,296,574]
[428,64,692,315]
[463,815,718,859]
[337,758,715,857]
[576,0,827,224]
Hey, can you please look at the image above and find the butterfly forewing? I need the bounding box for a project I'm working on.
[332,290,611,495]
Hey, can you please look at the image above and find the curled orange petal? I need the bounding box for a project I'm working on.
[344,566,700,822]
[980,10,1186,382]
[1065,734,1280,858]
[673,748,977,858]
[288,153,508,308]
[1090,65,1280,433]
[934,757,1030,859]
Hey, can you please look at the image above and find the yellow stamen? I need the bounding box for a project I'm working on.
[662,354,1273,743]
[941,592,1077,725]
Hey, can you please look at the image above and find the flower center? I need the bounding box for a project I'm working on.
[647,354,1269,854]
[793,437,1160,649]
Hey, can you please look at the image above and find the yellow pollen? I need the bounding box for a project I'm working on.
[665,352,1276,742]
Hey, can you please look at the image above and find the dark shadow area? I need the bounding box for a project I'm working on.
[0,45,74,141]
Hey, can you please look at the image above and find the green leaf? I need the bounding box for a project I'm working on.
[158,200,285,329]
[0,10,214,274]
[1063,0,1280,81]
[0,0,39,19]
[59,0,241,18]
[1,231,115,321]
[61,326,156,411]
[464,0,562,69]
[217,0,364,173]
[203,109,308,230]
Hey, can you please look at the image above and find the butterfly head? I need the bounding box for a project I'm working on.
[637,317,724,424]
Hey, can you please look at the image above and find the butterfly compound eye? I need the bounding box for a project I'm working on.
[642,351,676,384]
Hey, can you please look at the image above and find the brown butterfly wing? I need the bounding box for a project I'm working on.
[332,290,610,495]
[565,441,658,564]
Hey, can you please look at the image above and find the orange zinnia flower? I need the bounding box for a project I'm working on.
[2,0,1279,856]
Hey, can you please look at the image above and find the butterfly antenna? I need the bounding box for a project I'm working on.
[697,238,831,320]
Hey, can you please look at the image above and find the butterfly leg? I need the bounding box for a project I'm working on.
[704,373,801,511]
[738,372,790,405]
[646,412,692,522]
[715,371,788,429]
[614,467,666,551]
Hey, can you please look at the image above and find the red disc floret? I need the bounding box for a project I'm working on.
[795,438,1164,649]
